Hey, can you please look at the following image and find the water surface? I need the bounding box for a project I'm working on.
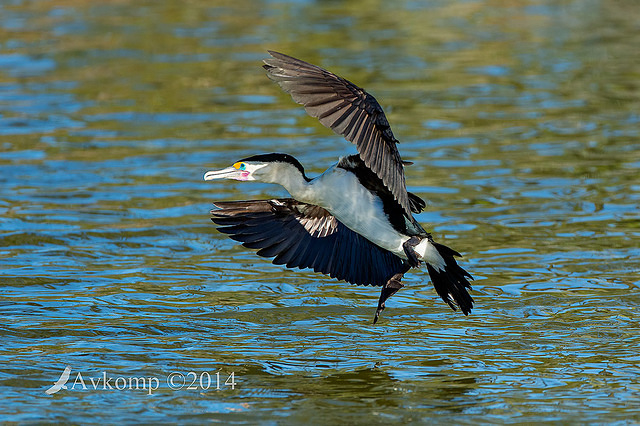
[1,0,639,423]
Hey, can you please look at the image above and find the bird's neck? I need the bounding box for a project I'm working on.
[261,162,313,202]
[277,171,312,201]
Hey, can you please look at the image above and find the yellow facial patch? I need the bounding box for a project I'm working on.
[233,162,247,171]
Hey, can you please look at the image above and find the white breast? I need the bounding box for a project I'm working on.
[302,165,410,258]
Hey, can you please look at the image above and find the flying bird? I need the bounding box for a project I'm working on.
[205,51,473,323]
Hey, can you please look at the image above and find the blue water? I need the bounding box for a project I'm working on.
[1,0,639,423]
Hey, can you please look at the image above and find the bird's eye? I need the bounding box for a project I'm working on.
[239,163,246,171]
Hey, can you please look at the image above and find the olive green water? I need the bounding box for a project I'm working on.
[1,0,639,423]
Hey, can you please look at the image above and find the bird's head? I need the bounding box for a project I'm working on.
[204,153,309,185]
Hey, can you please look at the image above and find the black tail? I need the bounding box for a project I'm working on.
[425,242,474,315]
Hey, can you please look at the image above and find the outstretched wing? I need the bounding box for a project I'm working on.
[211,199,405,286]
[263,51,411,215]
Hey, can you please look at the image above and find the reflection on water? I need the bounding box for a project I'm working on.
[1,0,639,422]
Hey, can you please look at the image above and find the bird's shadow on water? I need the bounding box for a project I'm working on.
[184,301,481,416]
[232,362,478,421]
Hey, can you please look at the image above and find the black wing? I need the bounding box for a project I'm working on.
[211,199,405,286]
[408,192,426,213]
[263,51,412,216]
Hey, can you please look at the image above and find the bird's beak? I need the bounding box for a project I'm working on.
[204,166,250,181]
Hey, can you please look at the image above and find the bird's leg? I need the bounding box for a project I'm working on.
[402,236,422,268]
[374,262,411,324]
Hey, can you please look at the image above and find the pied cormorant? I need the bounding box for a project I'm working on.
[204,51,473,323]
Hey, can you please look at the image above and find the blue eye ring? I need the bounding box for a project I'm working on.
[239,163,246,171]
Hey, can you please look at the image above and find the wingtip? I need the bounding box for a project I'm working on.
[263,50,281,68]
[264,50,289,62]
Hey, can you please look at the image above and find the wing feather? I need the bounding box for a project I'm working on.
[263,51,411,215]
[211,199,405,286]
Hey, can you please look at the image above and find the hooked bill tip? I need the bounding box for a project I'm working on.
[203,169,228,181]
